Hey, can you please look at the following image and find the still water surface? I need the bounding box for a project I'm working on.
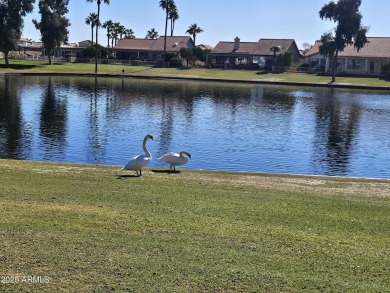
[1,75,390,178]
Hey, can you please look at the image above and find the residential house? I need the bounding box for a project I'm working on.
[207,37,301,69]
[197,44,213,51]
[303,41,325,73]
[17,39,93,60]
[53,41,86,58]
[305,37,390,76]
[18,39,44,58]
[113,36,195,61]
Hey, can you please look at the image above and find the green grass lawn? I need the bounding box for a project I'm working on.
[0,160,389,292]
[2,58,390,88]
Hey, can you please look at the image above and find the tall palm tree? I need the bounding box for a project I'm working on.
[159,0,175,63]
[169,6,179,36]
[270,45,281,67]
[110,30,117,48]
[85,12,99,44]
[102,20,113,48]
[86,0,110,74]
[186,23,203,45]
[110,22,121,46]
[146,28,159,39]
[118,24,126,40]
[124,28,135,39]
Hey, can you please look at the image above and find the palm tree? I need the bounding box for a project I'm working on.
[110,30,117,48]
[146,28,159,39]
[159,0,175,63]
[169,5,179,36]
[110,22,121,46]
[118,24,126,40]
[102,20,113,48]
[85,12,99,44]
[86,0,110,74]
[186,23,203,45]
[270,45,281,67]
[124,28,135,39]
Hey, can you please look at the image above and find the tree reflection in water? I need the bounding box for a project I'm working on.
[0,76,26,159]
[39,77,68,160]
[312,88,362,176]
[1,75,390,179]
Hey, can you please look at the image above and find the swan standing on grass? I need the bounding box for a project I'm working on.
[122,134,154,176]
[158,151,191,171]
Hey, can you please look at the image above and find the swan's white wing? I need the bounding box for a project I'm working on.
[158,152,188,166]
[158,152,179,162]
[123,154,152,170]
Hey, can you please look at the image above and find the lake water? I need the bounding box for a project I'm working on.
[1,75,390,179]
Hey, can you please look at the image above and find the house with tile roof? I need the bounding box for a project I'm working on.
[113,36,195,61]
[18,39,44,58]
[305,37,390,76]
[17,39,94,60]
[207,37,301,69]
[52,41,89,59]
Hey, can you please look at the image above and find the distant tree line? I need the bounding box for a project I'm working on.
[1,0,369,79]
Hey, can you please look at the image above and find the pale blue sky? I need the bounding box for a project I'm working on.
[22,0,390,49]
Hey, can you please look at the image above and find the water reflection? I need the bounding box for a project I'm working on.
[312,88,362,176]
[1,75,390,179]
[39,78,68,160]
[0,76,27,159]
[85,77,107,163]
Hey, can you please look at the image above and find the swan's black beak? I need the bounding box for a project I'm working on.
[150,136,154,141]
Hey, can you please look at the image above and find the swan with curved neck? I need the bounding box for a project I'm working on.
[123,134,154,176]
[158,151,191,171]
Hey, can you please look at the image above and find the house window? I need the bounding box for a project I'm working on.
[62,50,71,58]
[152,53,157,60]
[310,59,316,67]
[253,56,266,67]
[235,57,247,65]
[347,59,360,70]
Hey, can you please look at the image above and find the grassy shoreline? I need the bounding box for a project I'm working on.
[0,159,389,292]
[1,61,390,291]
[2,59,390,89]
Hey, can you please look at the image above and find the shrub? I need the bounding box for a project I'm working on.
[381,62,390,75]
[275,52,293,67]
[169,57,182,68]
[164,53,176,62]
[82,45,107,59]
[299,63,309,68]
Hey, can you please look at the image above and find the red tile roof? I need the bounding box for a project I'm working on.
[340,37,390,58]
[211,41,258,55]
[114,38,155,50]
[149,36,193,52]
[305,37,390,58]
[114,36,194,52]
[211,38,297,56]
[304,41,321,57]
[256,39,297,55]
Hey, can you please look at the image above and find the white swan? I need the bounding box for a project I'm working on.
[122,134,154,176]
[158,151,191,171]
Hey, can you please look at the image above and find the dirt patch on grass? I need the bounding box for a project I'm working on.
[185,171,390,199]
[262,78,284,82]
[2,160,389,199]
[0,159,114,174]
